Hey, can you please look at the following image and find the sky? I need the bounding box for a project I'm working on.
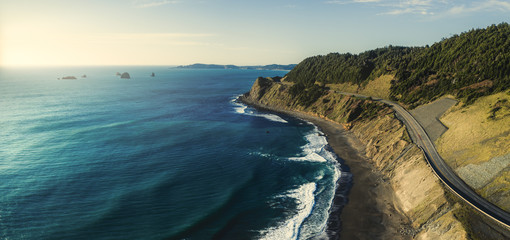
[1,0,509,66]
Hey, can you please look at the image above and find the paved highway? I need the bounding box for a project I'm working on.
[341,92,510,228]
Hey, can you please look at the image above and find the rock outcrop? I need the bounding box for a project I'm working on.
[120,72,131,79]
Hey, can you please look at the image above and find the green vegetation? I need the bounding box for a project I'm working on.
[488,99,509,120]
[288,82,325,107]
[286,46,417,86]
[346,98,387,121]
[392,23,510,107]
[284,23,510,108]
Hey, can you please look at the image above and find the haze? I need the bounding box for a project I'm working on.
[1,0,509,66]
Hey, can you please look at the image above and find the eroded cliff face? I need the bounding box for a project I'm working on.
[242,77,469,239]
[348,109,468,240]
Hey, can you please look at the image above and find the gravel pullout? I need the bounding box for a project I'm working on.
[410,98,457,142]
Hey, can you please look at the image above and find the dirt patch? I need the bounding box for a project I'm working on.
[459,80,493,90]
[425,79,439,86]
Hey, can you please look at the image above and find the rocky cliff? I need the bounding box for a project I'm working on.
[241,77,474,239]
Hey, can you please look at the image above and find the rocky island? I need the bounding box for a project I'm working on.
[120,72,130,79]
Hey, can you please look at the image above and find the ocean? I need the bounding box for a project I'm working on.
[0,67,350,239]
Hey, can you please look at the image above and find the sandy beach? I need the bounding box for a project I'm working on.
[240,97,410,239]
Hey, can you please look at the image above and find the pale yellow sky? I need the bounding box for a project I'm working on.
[1,20,293,66]
[2,0,509,66]
[1,26,223,66]
[0,0,301,66]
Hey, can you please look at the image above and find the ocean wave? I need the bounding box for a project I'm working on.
[235,98,346,239]
[285,125,343,239]
[299,166,341,240]
[249,151,274,159]
[259,183,317,240]
[287,125,337,163]
[231,96,288,123]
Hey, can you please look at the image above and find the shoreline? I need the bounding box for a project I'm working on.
[239,96,409,239]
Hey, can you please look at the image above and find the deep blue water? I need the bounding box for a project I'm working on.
[0,67,348,239]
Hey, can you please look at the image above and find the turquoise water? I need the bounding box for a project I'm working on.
[0,67,349,239]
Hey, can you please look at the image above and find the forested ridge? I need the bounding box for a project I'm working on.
[286,23,510,108]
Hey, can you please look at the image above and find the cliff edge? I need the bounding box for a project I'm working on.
[241,77,495,239]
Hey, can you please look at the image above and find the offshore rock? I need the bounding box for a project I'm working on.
[120,72,131,79]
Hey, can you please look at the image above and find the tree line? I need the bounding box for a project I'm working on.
[286,23,510,108]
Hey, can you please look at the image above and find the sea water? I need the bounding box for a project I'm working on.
[0,66,350,239]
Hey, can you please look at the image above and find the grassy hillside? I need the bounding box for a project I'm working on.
[436,91,510,168]
[284,23,510,109]
[325,74,394,100]
[436,91,510,211]
[269,22,510,214]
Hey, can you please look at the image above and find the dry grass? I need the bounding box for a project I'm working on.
[436,91,510,169]
[433,91,510,213]
[326,82,359,93]
[359,74,393,99]
[325,74,393,99]
[480,168,510,212]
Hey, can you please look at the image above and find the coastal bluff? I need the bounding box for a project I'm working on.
[240,77,502,239]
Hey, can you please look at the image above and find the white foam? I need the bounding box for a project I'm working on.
[299,164,341,239]
[231,97,248,114]
[250,151,273,158]
[239,103,345,239]
[258,114,288,123]
[283,125,344,239]
[231,96,288,123]
[288,126,337,163]
[259,183,317,240]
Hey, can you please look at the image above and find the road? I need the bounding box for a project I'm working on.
[341,92,510,228]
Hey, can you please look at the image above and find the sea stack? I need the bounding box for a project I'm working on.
[120,72,131,79]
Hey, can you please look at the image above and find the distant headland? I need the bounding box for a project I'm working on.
[175,63,296,71]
